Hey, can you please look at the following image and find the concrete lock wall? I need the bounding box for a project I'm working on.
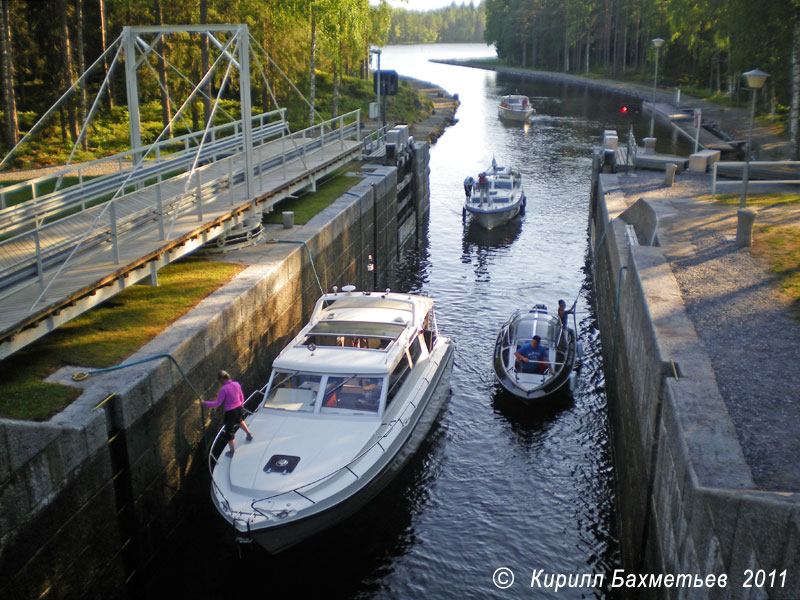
[0,153,415,599]
[590,169,800,599]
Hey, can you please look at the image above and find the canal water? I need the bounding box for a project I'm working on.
[147,45,685,599]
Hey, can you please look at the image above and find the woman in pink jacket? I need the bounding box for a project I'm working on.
[202,370,254,456]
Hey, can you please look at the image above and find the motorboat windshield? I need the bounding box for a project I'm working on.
[263,371,385,416]
[511,314,560,343]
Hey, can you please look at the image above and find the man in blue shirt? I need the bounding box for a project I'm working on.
[515,335,553,374]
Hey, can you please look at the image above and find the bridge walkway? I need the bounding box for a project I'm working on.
[0,112,363,359]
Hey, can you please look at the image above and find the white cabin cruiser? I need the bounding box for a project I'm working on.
[463,161,526,230]
[498,93,535,122]
[493,304,580,402]
[208,286,454,553]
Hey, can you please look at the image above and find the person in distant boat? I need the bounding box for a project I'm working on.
[464,176,474,199]
[515,335,553,375]
[477,171,489,207]
[201,370,254,457]
[557,299,576,327]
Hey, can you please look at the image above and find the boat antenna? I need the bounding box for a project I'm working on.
[492,156,498,170]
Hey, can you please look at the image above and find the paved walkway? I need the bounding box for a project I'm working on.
[616,170,800,492]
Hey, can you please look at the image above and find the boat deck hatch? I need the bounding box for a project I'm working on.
[264,455,301,474]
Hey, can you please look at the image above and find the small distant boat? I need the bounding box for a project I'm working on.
[463,160,526,230]
[493,304,580,402]
[498,94,535,122]
[208,285,454,553]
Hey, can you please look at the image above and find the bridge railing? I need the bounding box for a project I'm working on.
[0,109,362,304]
[0,108,288,223]
[362,124,391,156]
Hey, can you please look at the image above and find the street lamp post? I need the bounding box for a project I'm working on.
[649,38,665,138]
[739,68,769,208]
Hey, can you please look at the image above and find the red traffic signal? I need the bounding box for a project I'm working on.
[620,106,629,114]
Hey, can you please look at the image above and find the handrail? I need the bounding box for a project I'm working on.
[73,353,209,456]
[0,108,287,209]
[0,110,362,298]
[711,159,800,200]
[0,118,288,234]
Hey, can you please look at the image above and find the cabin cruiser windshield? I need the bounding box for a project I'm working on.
[264,371,385,416]
[264,372,320,412]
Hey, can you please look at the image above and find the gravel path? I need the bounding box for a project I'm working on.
[620,172,800,492]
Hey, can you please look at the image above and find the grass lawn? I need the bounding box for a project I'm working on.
[0,258,244,421]
[715,193,800,316]
[263,167,363,225]
[754,223,800,315]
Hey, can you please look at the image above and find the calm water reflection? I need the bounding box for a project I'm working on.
[147,44,650,599]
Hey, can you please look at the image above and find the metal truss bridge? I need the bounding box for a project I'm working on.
[0,24,371,360]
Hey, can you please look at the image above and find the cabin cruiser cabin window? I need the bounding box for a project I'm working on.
[303,321,404,350]
[263,373,321,412]
[387,358,411,407]
[320,375,384,414]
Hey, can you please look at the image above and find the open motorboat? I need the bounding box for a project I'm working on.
[493,304,580,402]
[498,93,535,122]
[207,285,454,553]
[463,160,526,230]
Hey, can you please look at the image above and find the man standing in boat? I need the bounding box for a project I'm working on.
[558,299,576,327]
[515,335,554,375]
[477,172,489,207]
[201,370,254,456]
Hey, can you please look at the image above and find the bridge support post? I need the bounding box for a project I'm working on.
[228,157,235,205]
[196,172,204,221]
[110,200,120,264]
[237,24,254,201]
[156,184,165,240]
[33,227,45,292]
[122,28,142,165]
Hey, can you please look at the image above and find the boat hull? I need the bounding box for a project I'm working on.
[498,106,534,122]
[465,198,523,230]
[219,340,455,553]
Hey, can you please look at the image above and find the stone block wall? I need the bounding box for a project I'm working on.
[0,159,414,599]
[591,171,800,598]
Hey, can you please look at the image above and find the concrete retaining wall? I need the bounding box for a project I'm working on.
[0,150,419,599]
[590,168,800,598]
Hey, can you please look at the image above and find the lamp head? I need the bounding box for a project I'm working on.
[651,37,665,49]
[743,69,769,90]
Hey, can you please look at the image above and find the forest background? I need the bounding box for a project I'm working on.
[0,0,483,168]
[1,0,799,166]
[483,0,800,158]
